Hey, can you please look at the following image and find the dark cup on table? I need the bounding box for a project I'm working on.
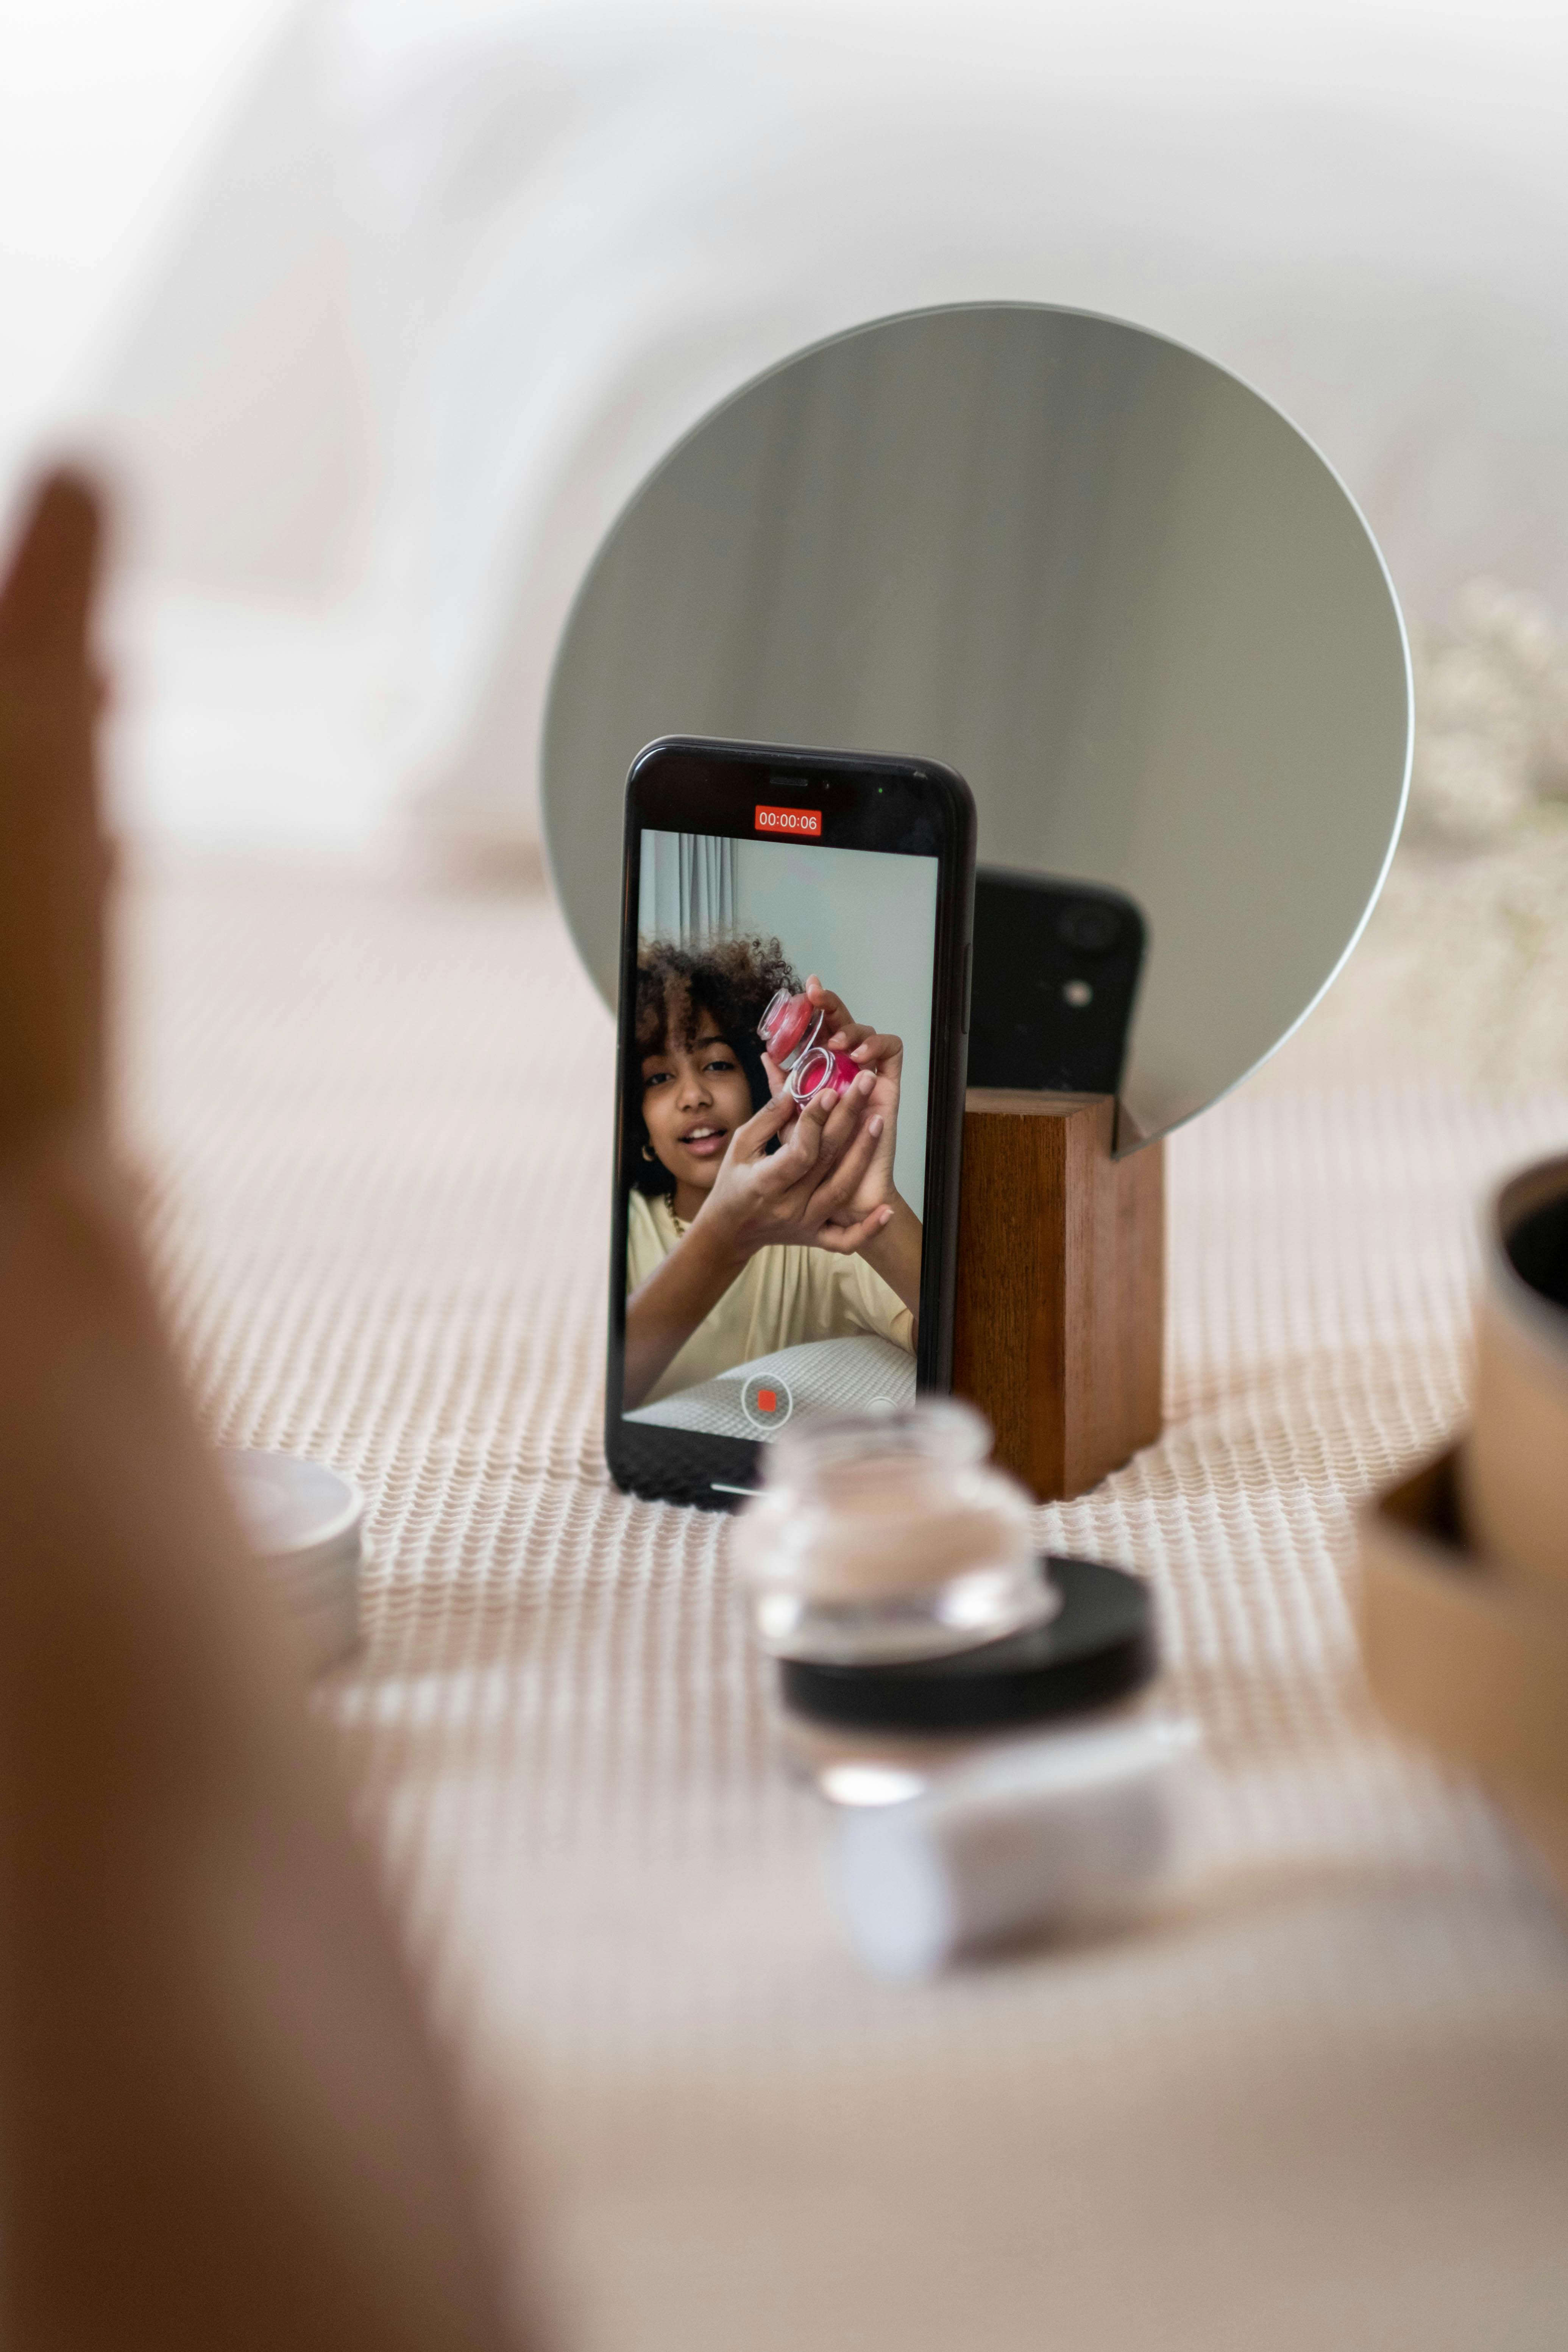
[1462,1154,1568,1593]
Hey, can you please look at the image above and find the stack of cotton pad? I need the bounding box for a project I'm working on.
[220,1448,364,1672]
[826,1714,1200,1976]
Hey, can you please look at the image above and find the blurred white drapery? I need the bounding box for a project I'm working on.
[639,830,738,946]
[80,0,1568,856]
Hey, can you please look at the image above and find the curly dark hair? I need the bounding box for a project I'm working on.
[624,935,800,1196]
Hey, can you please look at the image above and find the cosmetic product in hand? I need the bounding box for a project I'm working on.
[220,1448,364,1673]
[734,1400,1055,1663]
[758,986,824,1072]
[1462,1153,1568,1590]
[787,1043,862,1105]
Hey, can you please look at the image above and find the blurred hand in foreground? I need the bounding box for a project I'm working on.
[0,474,537,2352]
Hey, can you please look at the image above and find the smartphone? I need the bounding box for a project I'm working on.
[966,867,1145,1097]
[607,735,975,1510]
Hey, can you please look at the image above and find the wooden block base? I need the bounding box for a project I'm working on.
[951,1090,1164,1501]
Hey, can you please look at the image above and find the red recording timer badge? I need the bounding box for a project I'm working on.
[755,804,822,838]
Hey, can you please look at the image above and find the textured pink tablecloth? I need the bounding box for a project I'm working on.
[124,860,1568,2352]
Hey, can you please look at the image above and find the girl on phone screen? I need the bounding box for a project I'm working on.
[622,938,923,1409]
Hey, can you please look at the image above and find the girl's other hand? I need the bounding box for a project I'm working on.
[802,976,903,1216]
[696,1071,889,1258]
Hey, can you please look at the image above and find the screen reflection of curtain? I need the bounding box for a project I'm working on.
[640,829,736,944]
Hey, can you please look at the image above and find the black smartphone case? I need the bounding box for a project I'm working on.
[966,867,1145,1097]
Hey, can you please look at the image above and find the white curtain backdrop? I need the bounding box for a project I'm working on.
[75,0,1568,854]
[638,829,738,946]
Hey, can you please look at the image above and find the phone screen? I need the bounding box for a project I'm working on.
[616,812,942,1454]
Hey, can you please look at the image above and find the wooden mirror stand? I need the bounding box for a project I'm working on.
[951,1091,1165,1502]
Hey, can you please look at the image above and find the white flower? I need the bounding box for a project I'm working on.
[1409,579,1568,846]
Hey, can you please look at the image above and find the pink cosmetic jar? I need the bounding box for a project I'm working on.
[788,1043,861,1105]
[758,986,824,1071]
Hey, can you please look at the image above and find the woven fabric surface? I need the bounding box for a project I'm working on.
[121,861,1568,2352]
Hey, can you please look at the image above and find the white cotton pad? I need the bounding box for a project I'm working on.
[828,1715,1199,1977]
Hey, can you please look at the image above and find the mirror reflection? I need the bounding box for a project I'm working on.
[544,302,1411,1141]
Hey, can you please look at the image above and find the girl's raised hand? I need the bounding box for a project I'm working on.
[696,1071,892,1259]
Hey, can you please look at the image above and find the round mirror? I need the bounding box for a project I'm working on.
[543,302,1410,1143]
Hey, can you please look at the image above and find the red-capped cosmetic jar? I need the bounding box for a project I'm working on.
[759,987,823,1072]
[788,1043,861,1105]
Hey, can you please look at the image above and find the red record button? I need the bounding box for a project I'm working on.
[741,1370,794,1432]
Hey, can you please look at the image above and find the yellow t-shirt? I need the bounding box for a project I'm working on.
[626,1191,915,1405]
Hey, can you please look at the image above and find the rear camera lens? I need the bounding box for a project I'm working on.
[1057,900,1122,956]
